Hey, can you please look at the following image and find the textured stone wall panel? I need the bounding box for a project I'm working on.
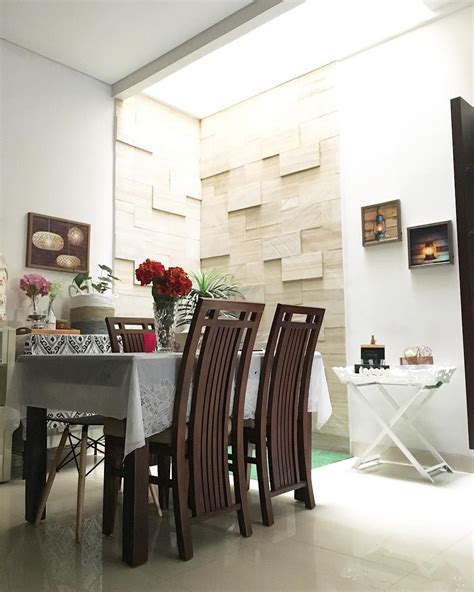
[114,96,201,315]
[200,64,347,440]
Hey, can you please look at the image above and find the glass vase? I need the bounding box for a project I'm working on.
[27,296,46,329]
[45,302,56,330]
[153,299,177,352]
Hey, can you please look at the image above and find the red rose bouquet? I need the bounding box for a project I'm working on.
[135,259,192,351]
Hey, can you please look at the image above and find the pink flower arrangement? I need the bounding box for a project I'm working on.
[20,274,52,299]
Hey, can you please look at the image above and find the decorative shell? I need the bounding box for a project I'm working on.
[67,226,85,246]
[32,231,64,252]
[56,254,81,269]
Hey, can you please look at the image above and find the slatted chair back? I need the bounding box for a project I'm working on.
[106,317,155,353]
[257,304,325,495]
[174,298,264,520]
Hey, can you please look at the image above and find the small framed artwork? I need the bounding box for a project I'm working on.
[407,221,454,268]
[361,199,402,247]
[26,212,90,273]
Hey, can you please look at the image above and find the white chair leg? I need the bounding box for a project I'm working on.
[75,426,88,543]
[34,427,70,527]
[148,469,162,517]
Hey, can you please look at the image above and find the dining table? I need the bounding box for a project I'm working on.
[6,349,332,567]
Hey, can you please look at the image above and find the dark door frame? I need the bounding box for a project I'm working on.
[451,96,474,449]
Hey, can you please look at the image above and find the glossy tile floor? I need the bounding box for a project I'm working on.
[0,457,472,592]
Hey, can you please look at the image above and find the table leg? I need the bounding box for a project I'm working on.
[376,384,454,472]
[122,444,149,567]
[348,384,435,482]
[25,406,47,523]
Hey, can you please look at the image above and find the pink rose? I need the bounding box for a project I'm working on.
[20,274,51,298]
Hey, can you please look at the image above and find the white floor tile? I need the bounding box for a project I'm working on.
[0,455,472,592]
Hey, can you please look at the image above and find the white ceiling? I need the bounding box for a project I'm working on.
[144,0,471,118]
[0,0,253,84]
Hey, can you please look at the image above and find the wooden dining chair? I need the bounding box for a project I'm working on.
[33,318,160,543]
[150,298,263,560]
[106,317,156,353]
[244,304,325,527]
[104,316,163,518]
[103,298,264,561]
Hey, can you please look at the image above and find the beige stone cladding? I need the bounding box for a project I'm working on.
[114,96,201,317]
[200,64,347,442]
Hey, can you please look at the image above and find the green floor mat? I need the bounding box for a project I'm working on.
[250,449,352,480]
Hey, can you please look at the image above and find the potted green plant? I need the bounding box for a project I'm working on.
[175,270,243,349]
[69,264,119,334]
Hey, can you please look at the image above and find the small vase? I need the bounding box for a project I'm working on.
[27,297,46,329]
[45,303,56,330]
[153,299,177,352]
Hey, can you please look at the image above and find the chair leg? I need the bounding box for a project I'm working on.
[172,455,193,561]
[34,427,70,527]
[233,442,253,538]
[102,435,123,536]
[75,426,88,543]
[244,434,252,491]
[148,469,162,517]
[256,436,274,527]
[296,413,315,510]
[157,454,171,510]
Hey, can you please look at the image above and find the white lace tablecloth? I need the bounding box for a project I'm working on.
[15,333,112,432]
[7,351,331,456]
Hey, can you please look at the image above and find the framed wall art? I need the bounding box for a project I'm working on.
[26,213,90,273]
[407,220,454,268]
[361,199,402,247]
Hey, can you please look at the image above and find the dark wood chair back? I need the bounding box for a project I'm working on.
[105,317,155,353]
[257,304,325,494]
[174,298,264,518]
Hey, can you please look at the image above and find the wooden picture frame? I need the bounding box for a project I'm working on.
[361,199,402,247]
[26,212,90,273]
[407,220,454,269]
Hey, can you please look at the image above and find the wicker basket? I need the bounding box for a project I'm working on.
[400,356,434,365]
[69,294,115,334]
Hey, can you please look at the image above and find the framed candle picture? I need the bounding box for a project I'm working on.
[26,212,90,273]
[361,199,402,247]
[407,221,454,268]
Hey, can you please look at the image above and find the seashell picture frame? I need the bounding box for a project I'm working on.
[26,212,90,274]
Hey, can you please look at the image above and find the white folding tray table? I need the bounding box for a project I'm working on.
[333,365,456,483]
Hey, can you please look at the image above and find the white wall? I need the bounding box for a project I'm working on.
[339,8,473,459]
[0,40,114,321]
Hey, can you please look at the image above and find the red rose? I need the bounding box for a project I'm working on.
[154,267,192,298]
[135,259,165,286]
[137,260,192,300]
